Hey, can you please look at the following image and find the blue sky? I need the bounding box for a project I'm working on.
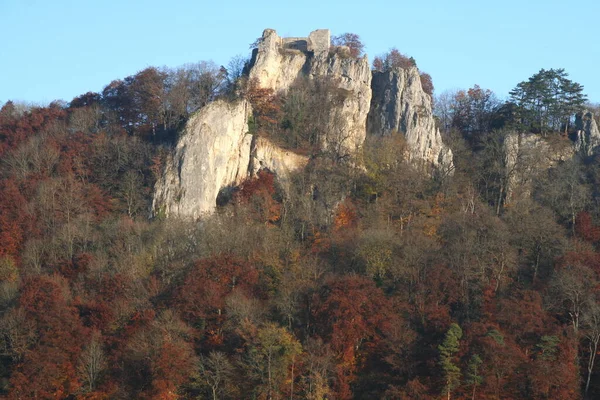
[1,0,599,105]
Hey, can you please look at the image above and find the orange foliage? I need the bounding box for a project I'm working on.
[234,169,282,224]
[333,200,357,232]
[246,78,282,130]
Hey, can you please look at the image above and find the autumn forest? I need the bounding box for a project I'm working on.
[2,34,600,400]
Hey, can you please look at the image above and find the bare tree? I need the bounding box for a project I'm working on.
[547,264,595,334]
[78,331,107,392]
[198,351,235,400]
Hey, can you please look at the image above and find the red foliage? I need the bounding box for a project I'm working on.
[312,276,394,399]
[0,102,67,156]
[420,72,434,96]
[9,274,88,398]
[556,247,600,277]
[174,256,260,338]
[234,169,282,223]
[576,211,600,243]
[372,48,415,72]
[412,265,459,333]
[0,179,28,258]
[332,199,358,232]
[496,290,555,348]
[466,322,528,399]
[149,339,196,400]
[246,78,282,129]
[69,91,102,108]
[332,33,365,57]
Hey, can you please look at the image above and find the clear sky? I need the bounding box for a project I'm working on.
[1,0,599,105]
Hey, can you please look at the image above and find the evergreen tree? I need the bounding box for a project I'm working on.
[465,354,483,400]
[508,68,587,135]
[439,323,463,400]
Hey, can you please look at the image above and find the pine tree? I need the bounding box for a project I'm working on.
[465,354,483,400]
[439,323,463,400]
[508,68,587,135]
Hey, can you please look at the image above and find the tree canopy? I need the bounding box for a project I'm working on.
[509,68,587,135]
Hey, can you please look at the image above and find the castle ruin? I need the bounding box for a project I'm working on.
[278,29,330,54]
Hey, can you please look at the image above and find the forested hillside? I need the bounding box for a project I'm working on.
[1,32,600,399]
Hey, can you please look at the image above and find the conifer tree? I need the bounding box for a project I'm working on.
[439,323,463,400]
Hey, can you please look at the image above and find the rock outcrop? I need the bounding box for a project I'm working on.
[251,136,309,190]
[504,133,574,204]
[368,67,453,170]
[152,100,308,219]
[248,28,372,157]
[575,110,600,156]
[153,100,253,219]
[153,28,455,219]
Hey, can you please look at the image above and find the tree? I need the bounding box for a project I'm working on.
[77,330,107,393]
[547,263,595,334]
[509,68,587,135]
[420,72,434,96]
[372,48,415,72]
[534,158,590,235]
[451,85,500,141]
[582,302,600,398]
[311,276,395,399]
[438,323,462,400]
[504,200,566,283]
[197,351,235,400]
[242,322,302,400]
[331,33,364,57]
[465,354,483,400]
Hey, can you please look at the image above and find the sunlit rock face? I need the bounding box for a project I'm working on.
[153,100,253,219]
[368,66,453,170]
[152,100,308,219]
[248,28,372,157]
[504,132,574,204]
[153,28,458,219]
[575,110,600,156]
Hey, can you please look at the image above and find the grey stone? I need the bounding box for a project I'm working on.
[308,29,330,53]
[575,110,600,156]
[248,28,371,159]
[152,100,309,219]
[368,67,453,170]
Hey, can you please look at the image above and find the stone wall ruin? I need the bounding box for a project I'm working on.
[278,29,330,54]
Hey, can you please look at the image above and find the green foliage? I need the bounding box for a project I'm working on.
[486,329,505,345]
[509,68,587,134]
[536,335,560,361]
[439,323,462,398]
[244,323,302,399]
[465,354,483,390]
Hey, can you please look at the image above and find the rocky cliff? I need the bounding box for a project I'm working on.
[152,100,308,218]
[368,67,453,169]
[575,110,600,156]
[153,28,454,219]
[153,100,253,219]
[504,133,574,204]
[249,28,372,156]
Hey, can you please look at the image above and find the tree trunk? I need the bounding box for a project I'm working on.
[585,336,599,398]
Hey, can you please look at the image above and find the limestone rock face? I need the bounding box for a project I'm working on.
[249,29,309,93]
[153,100,253,219]
[504,133,574,203]
[152,100,309,219]
[248,28,372,157]
[310,53,372,155]
[251,137,309,177]
[251,137,309,189]
[575,110,600,156]
[368,67,453,169]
